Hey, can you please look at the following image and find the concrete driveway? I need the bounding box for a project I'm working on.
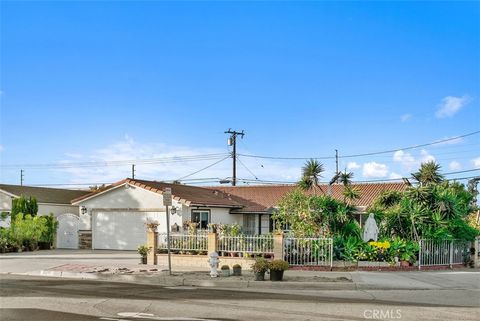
[0,249,142,274]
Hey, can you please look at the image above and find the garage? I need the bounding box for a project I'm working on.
[93,211,163,250]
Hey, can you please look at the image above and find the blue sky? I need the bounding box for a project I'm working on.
[0,1,479,187]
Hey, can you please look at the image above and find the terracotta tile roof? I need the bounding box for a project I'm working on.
[211,183,408,213]
[0,184,90,205]
[72,178,244,208]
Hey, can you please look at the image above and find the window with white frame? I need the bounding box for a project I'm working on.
[191,210,210,229]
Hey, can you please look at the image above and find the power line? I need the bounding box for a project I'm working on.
[238,130,480,160]
[0,153,230,169]
[236,156,258,180]
[177,156,231,181]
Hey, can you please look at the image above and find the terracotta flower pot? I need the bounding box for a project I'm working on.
[400,260,410,267]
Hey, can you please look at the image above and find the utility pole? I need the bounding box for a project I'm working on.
[335,149,339,175]
[132,164,136,179]
[225,129,245,186]
[20,169,24,186]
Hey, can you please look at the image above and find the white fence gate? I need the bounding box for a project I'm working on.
[283,237,333,267]
[418,239,470,269]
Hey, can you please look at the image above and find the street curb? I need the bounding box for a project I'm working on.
[8,270,356,290]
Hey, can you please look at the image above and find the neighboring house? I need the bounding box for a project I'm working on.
[71,178,245,250]
[213,182,408,232]
[0,184,90,249]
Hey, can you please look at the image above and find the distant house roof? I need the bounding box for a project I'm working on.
[0,184,90,205]
[212,183,408,213]
[72,178,244,208]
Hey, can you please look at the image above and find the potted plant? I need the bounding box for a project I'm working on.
[269,259,289,281]
[251,258,269,281]
[220,265,230,277]
[232,264,242,276]
[137,245,150,264]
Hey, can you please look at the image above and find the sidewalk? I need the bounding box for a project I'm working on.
[1,249,478,292]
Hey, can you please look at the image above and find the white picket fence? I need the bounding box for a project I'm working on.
[418,239,470,269]
[283,237,333,267]
[157,233,208,252]
[217,235,274,254]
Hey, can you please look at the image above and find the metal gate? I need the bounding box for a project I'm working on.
[56,213,79,249]
[418,239,470,269]
[283,237,333,267]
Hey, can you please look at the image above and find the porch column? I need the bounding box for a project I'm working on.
[147,229,158,265]
[208,232,218,254]
[273,232,284,260]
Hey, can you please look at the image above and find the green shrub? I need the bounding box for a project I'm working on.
[10,214,46,250]
[251,258,269,273]
[39,214,58,246]
[221,265,230,270]
[269,259,289,271]
[137,245,150,257]
[11,196,38,220]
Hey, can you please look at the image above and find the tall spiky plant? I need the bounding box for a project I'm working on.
[411,161,444,186]
[298,159,325,194]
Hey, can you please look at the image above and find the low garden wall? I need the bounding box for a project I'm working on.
[156,254,256,270]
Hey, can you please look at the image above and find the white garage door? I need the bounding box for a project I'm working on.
[93,211,162,250]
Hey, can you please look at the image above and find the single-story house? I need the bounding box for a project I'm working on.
[71,178,408,250]
[212,182,408,232]
[0,184,90,249]
[71,178,246,250]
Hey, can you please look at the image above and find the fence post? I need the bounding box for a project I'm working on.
[147,229,158,265]
[449,240,453,269]
[273,232,284,260]
[208,232,218,254]
[330,238,333,269]
[418,240,422,270]
[475,237,480,268]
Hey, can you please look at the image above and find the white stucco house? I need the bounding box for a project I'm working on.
[71,178,246,250]
[0,184,90,249]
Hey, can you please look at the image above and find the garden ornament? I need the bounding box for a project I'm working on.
[363,213,379,242]
[208,252,219,278]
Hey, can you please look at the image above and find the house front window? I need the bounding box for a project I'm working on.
[191,210,210,229]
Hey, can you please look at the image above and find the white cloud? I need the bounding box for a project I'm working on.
[346,162,361,170]
[472,157,480,169]
[393,149,436,171]
[393,150,416,170]
[400,114,412,122]
[449,161,461,171]
[435,95,471,118]
[389,172,402,179]
[434,136,464,146]
[420,149,435,163]
[363,162,388,178]
[58,136,300,185]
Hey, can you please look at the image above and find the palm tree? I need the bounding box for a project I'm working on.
[411,161,444,186]
[343,185,361,205]
[298,159,325,194]
[338,171,354,187]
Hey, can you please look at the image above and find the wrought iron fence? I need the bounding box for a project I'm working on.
[217,234,274,254]
[418,239,470,269]
[157,233,208,252]
[283,237,333,267]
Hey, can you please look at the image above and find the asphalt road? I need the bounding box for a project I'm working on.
[0,274,478,321]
